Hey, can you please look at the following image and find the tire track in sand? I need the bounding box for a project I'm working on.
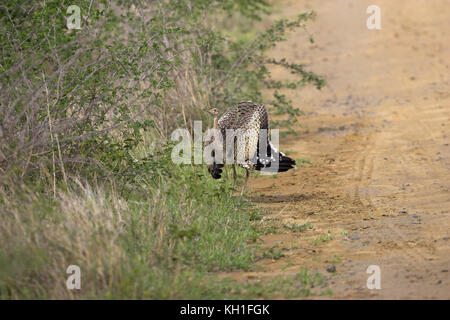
[221,0,450,299]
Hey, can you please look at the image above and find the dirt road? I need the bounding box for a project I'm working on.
[227,0,450,299]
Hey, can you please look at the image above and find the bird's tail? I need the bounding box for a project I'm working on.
[254,154,296,173]
[276,154,296,172]
[254,141,296,173]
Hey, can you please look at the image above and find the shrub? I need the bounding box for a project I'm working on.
[0,0,324,299]
[0,0,324,183]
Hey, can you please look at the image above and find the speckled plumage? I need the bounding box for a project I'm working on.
[207,101,296,179]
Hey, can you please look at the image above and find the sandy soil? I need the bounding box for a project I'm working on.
[224,0,450,299]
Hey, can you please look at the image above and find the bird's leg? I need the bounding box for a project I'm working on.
[240,169,250,196]
[232,164,237,186]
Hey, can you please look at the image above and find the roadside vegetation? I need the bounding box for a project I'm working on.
[0,0,324,299]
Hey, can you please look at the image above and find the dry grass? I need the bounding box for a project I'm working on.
[0,170,261,299]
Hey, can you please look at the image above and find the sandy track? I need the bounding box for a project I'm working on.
[225,0,450,299]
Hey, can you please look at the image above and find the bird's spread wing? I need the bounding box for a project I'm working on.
[218,101,268,130]
[207,101,295,178]
[217,101,268,169]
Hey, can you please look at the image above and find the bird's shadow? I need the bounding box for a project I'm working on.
[248,193,314,204]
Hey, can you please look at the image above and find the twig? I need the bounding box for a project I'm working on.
[43,71,56,197]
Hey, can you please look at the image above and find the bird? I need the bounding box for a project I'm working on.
[205,101,296,195]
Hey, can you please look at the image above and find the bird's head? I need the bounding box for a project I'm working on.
[207,108,220,116]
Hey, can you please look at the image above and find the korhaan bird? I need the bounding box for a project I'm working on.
[206,101,296,194]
